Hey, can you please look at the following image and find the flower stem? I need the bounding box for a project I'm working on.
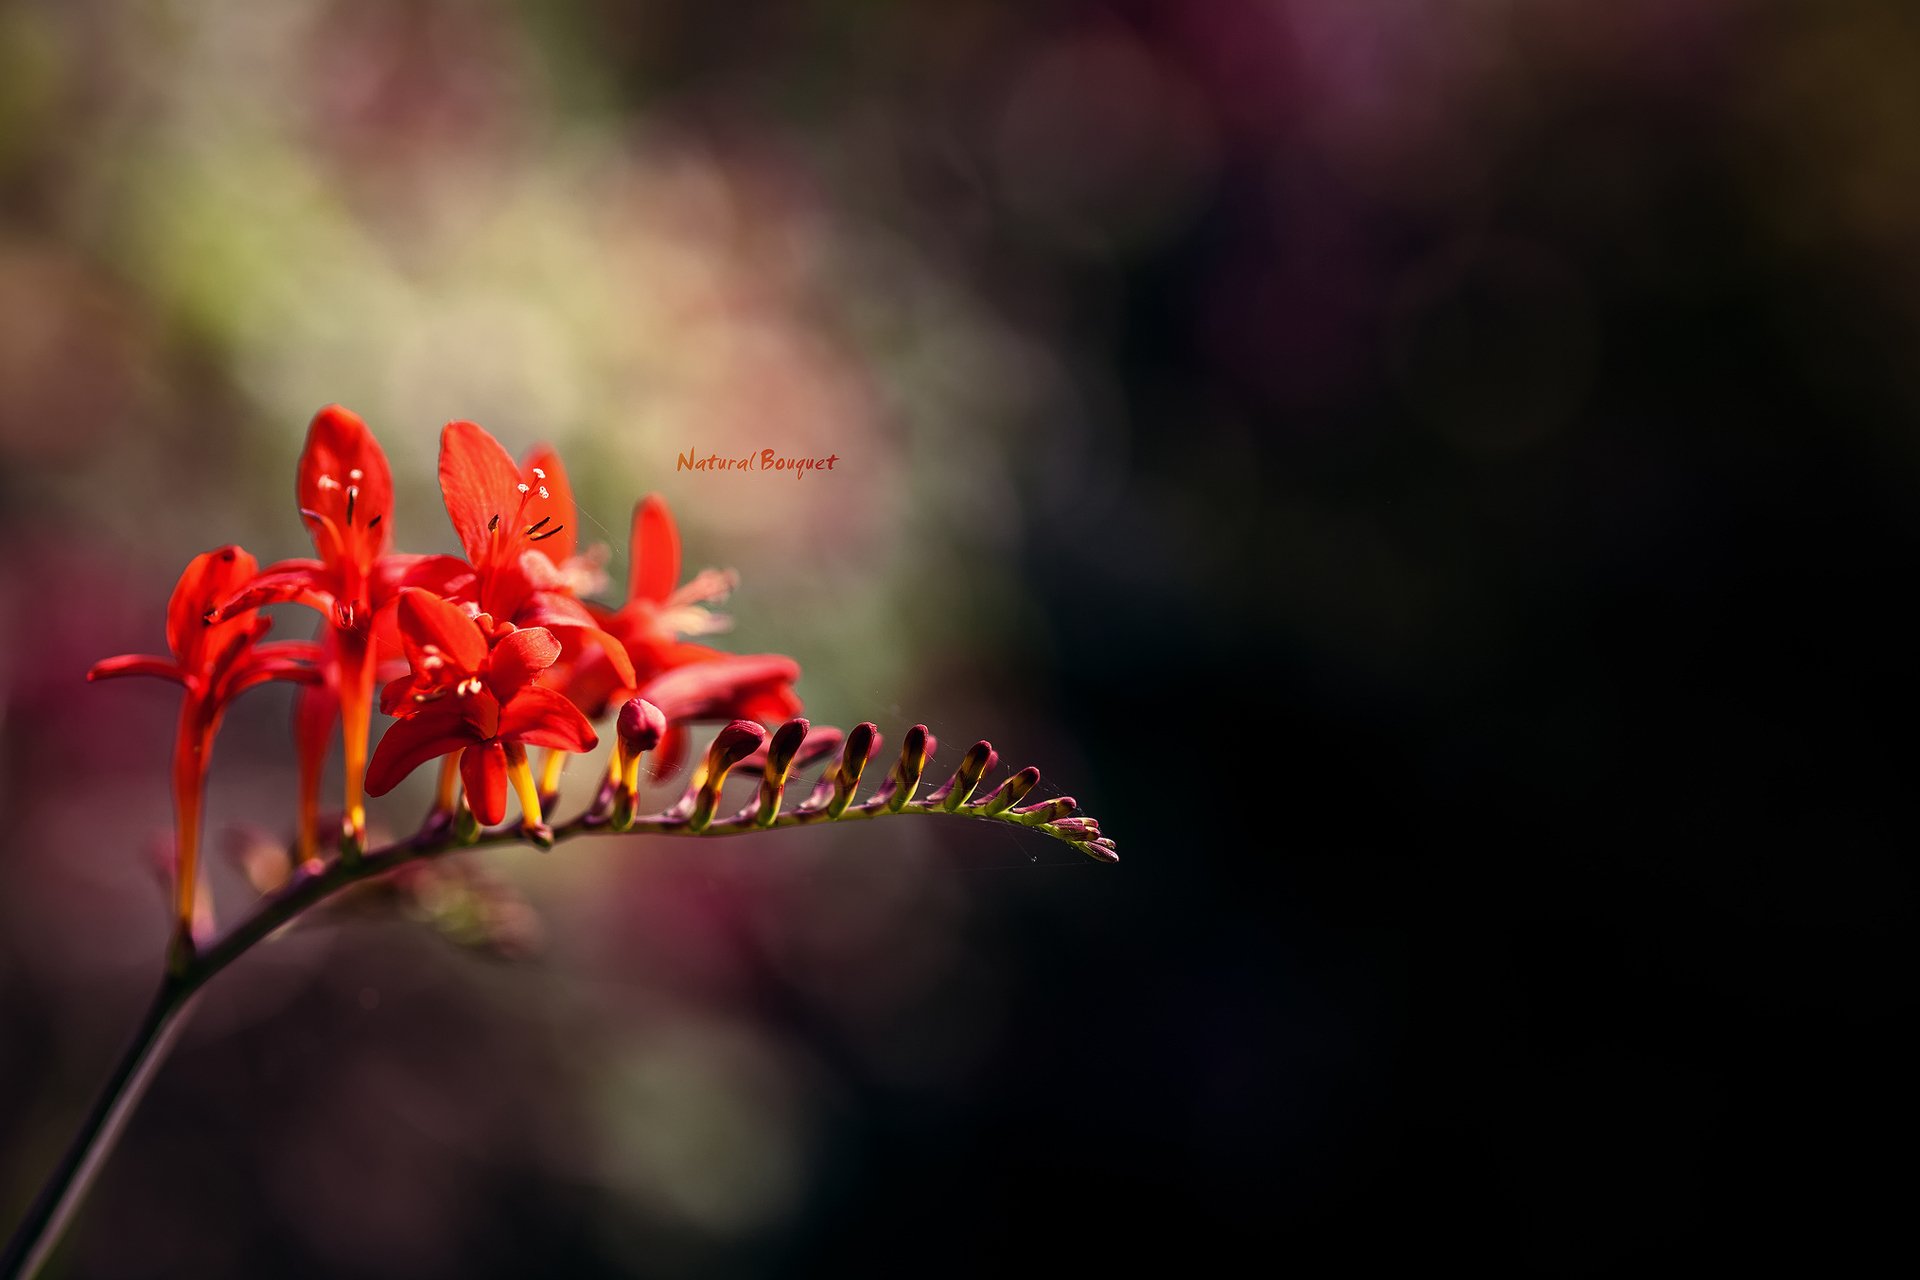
[0,977,197,1280]
[1,731,1110,1277]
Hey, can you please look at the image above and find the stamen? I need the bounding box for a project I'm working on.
[531,467,546,479]
[315,475,341,491]
[367,515,382,529]
[517,483,530,494]
[529,524,565,542]
[345,485,358,525]
[537,486,549,500]
[348,468,364,482]
[488,514,500,532]
[525,515,552,536]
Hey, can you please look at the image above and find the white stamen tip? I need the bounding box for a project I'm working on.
[517,483,530,494]
[316,475,341,490]
[531,468,546,479]
[348,469,364,481]
[538,486,549,500]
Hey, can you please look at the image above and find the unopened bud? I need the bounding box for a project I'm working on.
[617,697,667,754]
[979,766,1041,815]
[687,720,767,831]
[755,718,810,828]
[883,724,933,812]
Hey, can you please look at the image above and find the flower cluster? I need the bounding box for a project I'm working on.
[91,407,805,945]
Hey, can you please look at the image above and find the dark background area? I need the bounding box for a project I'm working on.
[3,1,1914,1273]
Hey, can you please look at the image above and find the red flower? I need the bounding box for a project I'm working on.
[89,547,319,938]
[560,496,793,704]
[405,421,635,687]
[221,406,411,854]
[365,588,597,828]
[553,494,802,776]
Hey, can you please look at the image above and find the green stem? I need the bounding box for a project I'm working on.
[0,976,197,1280]
[1,778,1107,1278]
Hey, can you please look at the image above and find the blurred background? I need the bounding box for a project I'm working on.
[2,0,1914,1273]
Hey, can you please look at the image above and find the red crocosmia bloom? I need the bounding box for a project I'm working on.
[366,588,597,829]
[221,405,413,856]
[89,547,320,940]
[406,420,634,688]
[548,493,801,777]
[554,494,771,715]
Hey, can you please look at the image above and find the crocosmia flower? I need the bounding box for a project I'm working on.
[88,547,319,941]
[220,405,407,856]
[554,493,802,777]
[408,421,634,684]
[366,588,597,830]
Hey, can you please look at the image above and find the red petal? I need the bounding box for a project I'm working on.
[578,622,637,689]
[486,627,560,701]
[396,587,488,674]
[629,495,681,604]
[297,406,394,555]
[522,444,578,566]
[168,546,260,664]
[228,640,325,695]
[88,654,184,684]
[365,704,474,797]
[378,672,415,716]
[220,562,332,618]
[498,685,599,752]
[396,554,478,600]
[640,654,802,723]
[460,741,509,825]
[439,420,523,566]
[517,597,638,691]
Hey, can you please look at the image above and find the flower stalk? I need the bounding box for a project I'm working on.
[0,710,1110,1280]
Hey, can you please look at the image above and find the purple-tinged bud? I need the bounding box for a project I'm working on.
[687,720,768,831]
[977,766,1041,815]
[882,724,934,813]
[821,722,880,817]
[1013,795,1077,825]
[708,719,767,770]
[755,718,810,828]
[617,697,667,755]
[1051,816,1101,839]
[936,740,997,812]
[1083,837,1119,864]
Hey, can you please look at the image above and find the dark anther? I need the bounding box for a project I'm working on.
[488,514,500,532]
[345,485,357,525]
[529,524,565,542]
[525,515,552,536]
[367,515,382,529]
[298,507,324,523]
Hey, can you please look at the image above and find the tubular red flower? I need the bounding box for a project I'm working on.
[217,406,411,852]
[88,546,320,936]
[549,493,793,758]
[425,421,635,688]
[366,588,597,829]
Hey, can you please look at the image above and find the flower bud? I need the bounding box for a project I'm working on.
[883,724,934,812]
[754,718,810,828]
[822,722,880,817]
[687,720,767,831]
[979,766,1041,815]
[936,740,998,812]
[617,697,667,755]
